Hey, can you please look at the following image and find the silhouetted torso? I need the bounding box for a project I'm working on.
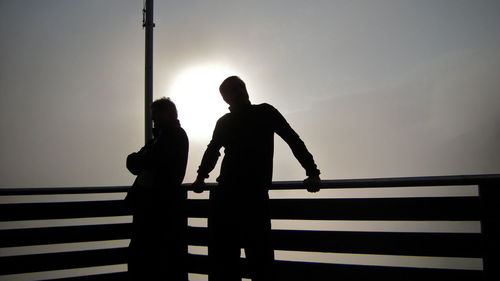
[198,103,319,187]
[125,121,189,281]
[198,103,319,281]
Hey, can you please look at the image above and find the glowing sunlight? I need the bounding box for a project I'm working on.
[169,63,238,140]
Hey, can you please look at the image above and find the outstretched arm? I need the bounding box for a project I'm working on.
[192,120,224,193]
[270,105,321,192]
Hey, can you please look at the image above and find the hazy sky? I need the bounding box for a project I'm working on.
[1,0,499,188]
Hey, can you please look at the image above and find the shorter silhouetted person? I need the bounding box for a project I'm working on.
[192,76,321,281]
[125,97,189,281]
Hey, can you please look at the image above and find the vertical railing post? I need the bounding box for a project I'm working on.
[144,0,154,143]
[479,182,499,280]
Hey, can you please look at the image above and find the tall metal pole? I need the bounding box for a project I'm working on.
[144,0,154,143]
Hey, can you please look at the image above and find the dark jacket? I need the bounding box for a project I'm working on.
[197,103,319,187]
[125,120,189,281]
[125,121,189,216]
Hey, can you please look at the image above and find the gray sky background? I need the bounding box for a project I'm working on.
[1,0,499,188]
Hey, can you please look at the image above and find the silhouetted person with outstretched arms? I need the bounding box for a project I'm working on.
[192,76,321,281]
[125,97,189,281]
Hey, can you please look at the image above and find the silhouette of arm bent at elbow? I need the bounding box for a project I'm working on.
[126,140,155,176]
[126,130,188,186]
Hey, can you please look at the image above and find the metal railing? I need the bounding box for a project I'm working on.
[0,174,498,280]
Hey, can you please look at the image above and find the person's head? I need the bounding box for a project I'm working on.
[151,97,178,128]
[219,76,250,107]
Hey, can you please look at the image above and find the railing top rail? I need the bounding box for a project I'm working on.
[1,174,498,195]
[0,186,130,196]
[270,174,500,190]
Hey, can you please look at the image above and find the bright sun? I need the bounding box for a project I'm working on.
[168,63,237,140]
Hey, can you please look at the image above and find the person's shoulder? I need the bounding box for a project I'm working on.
[158,124,187,140]
[217,112,232,123]
[177,126,189,148]
[254,103,277,111]
[254,103,280,115]
[177,126,188,140]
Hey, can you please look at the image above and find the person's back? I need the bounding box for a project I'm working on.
[214,103,276,186]
[212,102,319,187]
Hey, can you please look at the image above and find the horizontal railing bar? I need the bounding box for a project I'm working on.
[269,174,500,190]
[0,223,132,247]
[42,271,128,281]
[1,174,498,195]
[0,248,128,275]
[0,186,130,196]
[187,227,482,257]
[0,201,130,221]
[186,197,482,220]
[187,255,483,280]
